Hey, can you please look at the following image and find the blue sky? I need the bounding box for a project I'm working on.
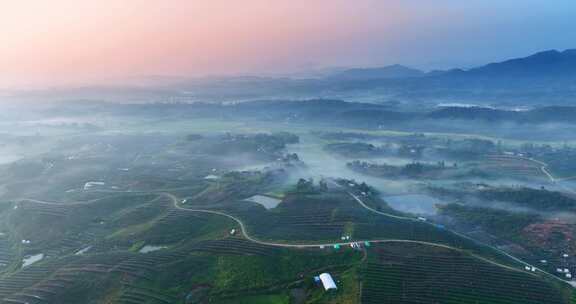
[340,0,576,70]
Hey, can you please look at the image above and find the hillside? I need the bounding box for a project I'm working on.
[459,49,576,79]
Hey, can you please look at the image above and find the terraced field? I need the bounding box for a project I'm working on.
[191,238,281,256]
[361,242,569,304]
[211,190,535,271]
[0,238,13,271]
[222,193,347,241]
[480,155,546,179]
[0,165,574,303]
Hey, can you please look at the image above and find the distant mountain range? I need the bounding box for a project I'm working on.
[450,49,576,79]
[11,48,576,105]
[314,49,576,105]
[326,49,576,80]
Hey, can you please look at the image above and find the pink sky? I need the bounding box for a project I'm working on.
[0,1,356,86]
[1,1,573,88]
[0,1,444,87]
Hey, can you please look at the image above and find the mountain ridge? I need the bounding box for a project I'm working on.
[452,49,576,78]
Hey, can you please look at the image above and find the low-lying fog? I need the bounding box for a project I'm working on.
[2,103,576,224]
[285,133,576,220]
[286,135,416,194]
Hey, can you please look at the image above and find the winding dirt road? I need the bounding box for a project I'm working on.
[520,156,576,196]
[14,184,572,286]
[164,192,553,277]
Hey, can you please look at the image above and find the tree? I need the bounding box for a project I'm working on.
[358,182,371,194]
[296,178,314,192]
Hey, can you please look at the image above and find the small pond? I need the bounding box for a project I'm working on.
[22,253,44,267]
[245,195,282,210]
[139,245,167,253]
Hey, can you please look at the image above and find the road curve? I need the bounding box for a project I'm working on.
[163,192,541,276]
[329,181,553,270]
[328,181,574,286]
[14,188,570,285]
[520,156,576,196]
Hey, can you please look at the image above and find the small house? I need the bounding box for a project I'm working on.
[319,273,337,291]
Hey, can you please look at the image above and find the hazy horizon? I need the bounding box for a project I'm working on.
[2,0,576,89]
[2,3,576,301]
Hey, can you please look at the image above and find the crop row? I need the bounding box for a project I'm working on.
[191,238,280,256]
[361,244,565,304]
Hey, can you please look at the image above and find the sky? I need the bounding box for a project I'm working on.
[1,0,576,88]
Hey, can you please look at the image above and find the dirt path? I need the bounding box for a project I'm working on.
[16,187,572,287]
[165,192,544,277]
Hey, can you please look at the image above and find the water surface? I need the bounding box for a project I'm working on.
[245,195,282,209]
[22,253,44,267]
[139,245,167,253]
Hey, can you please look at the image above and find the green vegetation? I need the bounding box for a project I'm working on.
[438,203,540,240]
[478,187,576,212]
[183,132,299,161]
[361,243,569,304]
[348,160,451,179]
[1,116,575,304]
[324,142,390,158]
[218,294,290,304]
[146,245,360,303]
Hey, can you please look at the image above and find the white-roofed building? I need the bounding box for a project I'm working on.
[83,181,105,190]
[319,273,337,291]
